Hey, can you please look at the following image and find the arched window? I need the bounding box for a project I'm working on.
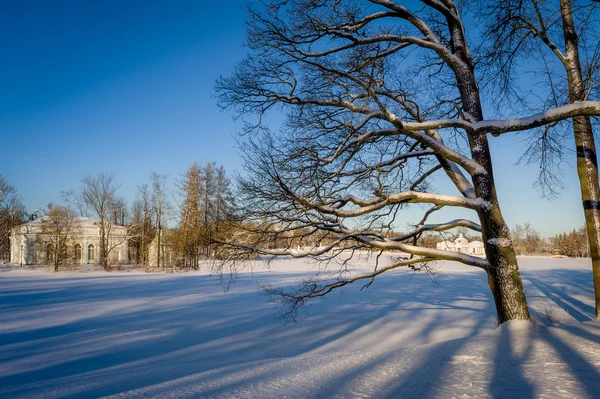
[88,244,95,264]
[75,244,82,264]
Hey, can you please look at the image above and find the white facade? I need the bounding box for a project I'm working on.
[9,217,129,265]
[147,233,176,268]
[436,233,485,256]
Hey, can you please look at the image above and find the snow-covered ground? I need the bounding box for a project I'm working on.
[1,256,599,398]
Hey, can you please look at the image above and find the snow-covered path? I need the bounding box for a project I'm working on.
[1,257,599,398]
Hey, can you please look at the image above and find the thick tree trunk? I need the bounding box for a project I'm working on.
[572,117,600,318]
[472,134,531,323]
[451,33,531,322]
[559,0,600,318]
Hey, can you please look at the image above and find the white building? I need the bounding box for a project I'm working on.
[436,233,485,256]
[9,216,129,265]
[147,233,177,268]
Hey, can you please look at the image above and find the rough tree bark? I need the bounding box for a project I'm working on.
[560,0,600,318]
[481,0,600,318]
[423,1,530,322]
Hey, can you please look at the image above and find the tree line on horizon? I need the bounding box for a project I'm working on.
[0,175,594,269]
[417,224,590,258]
[0,162,236,271]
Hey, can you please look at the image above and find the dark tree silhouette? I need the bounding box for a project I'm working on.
[216,0,600,324]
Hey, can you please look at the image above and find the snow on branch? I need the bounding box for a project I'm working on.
[390,218,482,242]
[376,101,600,138]
[214,212,488,271]
[301,191,488,218]
[352,236,489,269]
[473,101,600,136]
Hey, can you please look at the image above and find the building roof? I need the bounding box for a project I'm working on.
[18,216,101,228]
[437,233,484,248]
[13,216,129,233]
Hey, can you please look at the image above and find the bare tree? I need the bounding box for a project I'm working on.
[512,223,544,255]
[151,173,170,270]
[201,162,215,257]
[199,163,235,257]
[212,165,235,248]
[480,0,600,317]
[216,0,600,324]
[39,204,79,272]
[0,176,26,262]
[177,163,203,268]
[60,189,89,217]
[80,173,126,271]
[131,184,154,271]
[110,197,128,226]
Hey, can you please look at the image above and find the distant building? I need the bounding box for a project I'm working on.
[147,232,177,268]
[9,216,129,265]
[436,233,485,256]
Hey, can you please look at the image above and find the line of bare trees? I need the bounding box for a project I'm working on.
[1,161,235,272]
[76,165,234,271]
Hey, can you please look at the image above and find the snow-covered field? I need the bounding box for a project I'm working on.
[1,256,599,398]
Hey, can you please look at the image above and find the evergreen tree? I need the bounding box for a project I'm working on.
[177,162,235,265]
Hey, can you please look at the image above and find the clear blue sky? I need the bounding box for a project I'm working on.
[0,0,586,236]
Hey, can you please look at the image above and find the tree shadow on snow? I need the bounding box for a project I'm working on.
[523,269,595,322]
[1,264,599,398]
